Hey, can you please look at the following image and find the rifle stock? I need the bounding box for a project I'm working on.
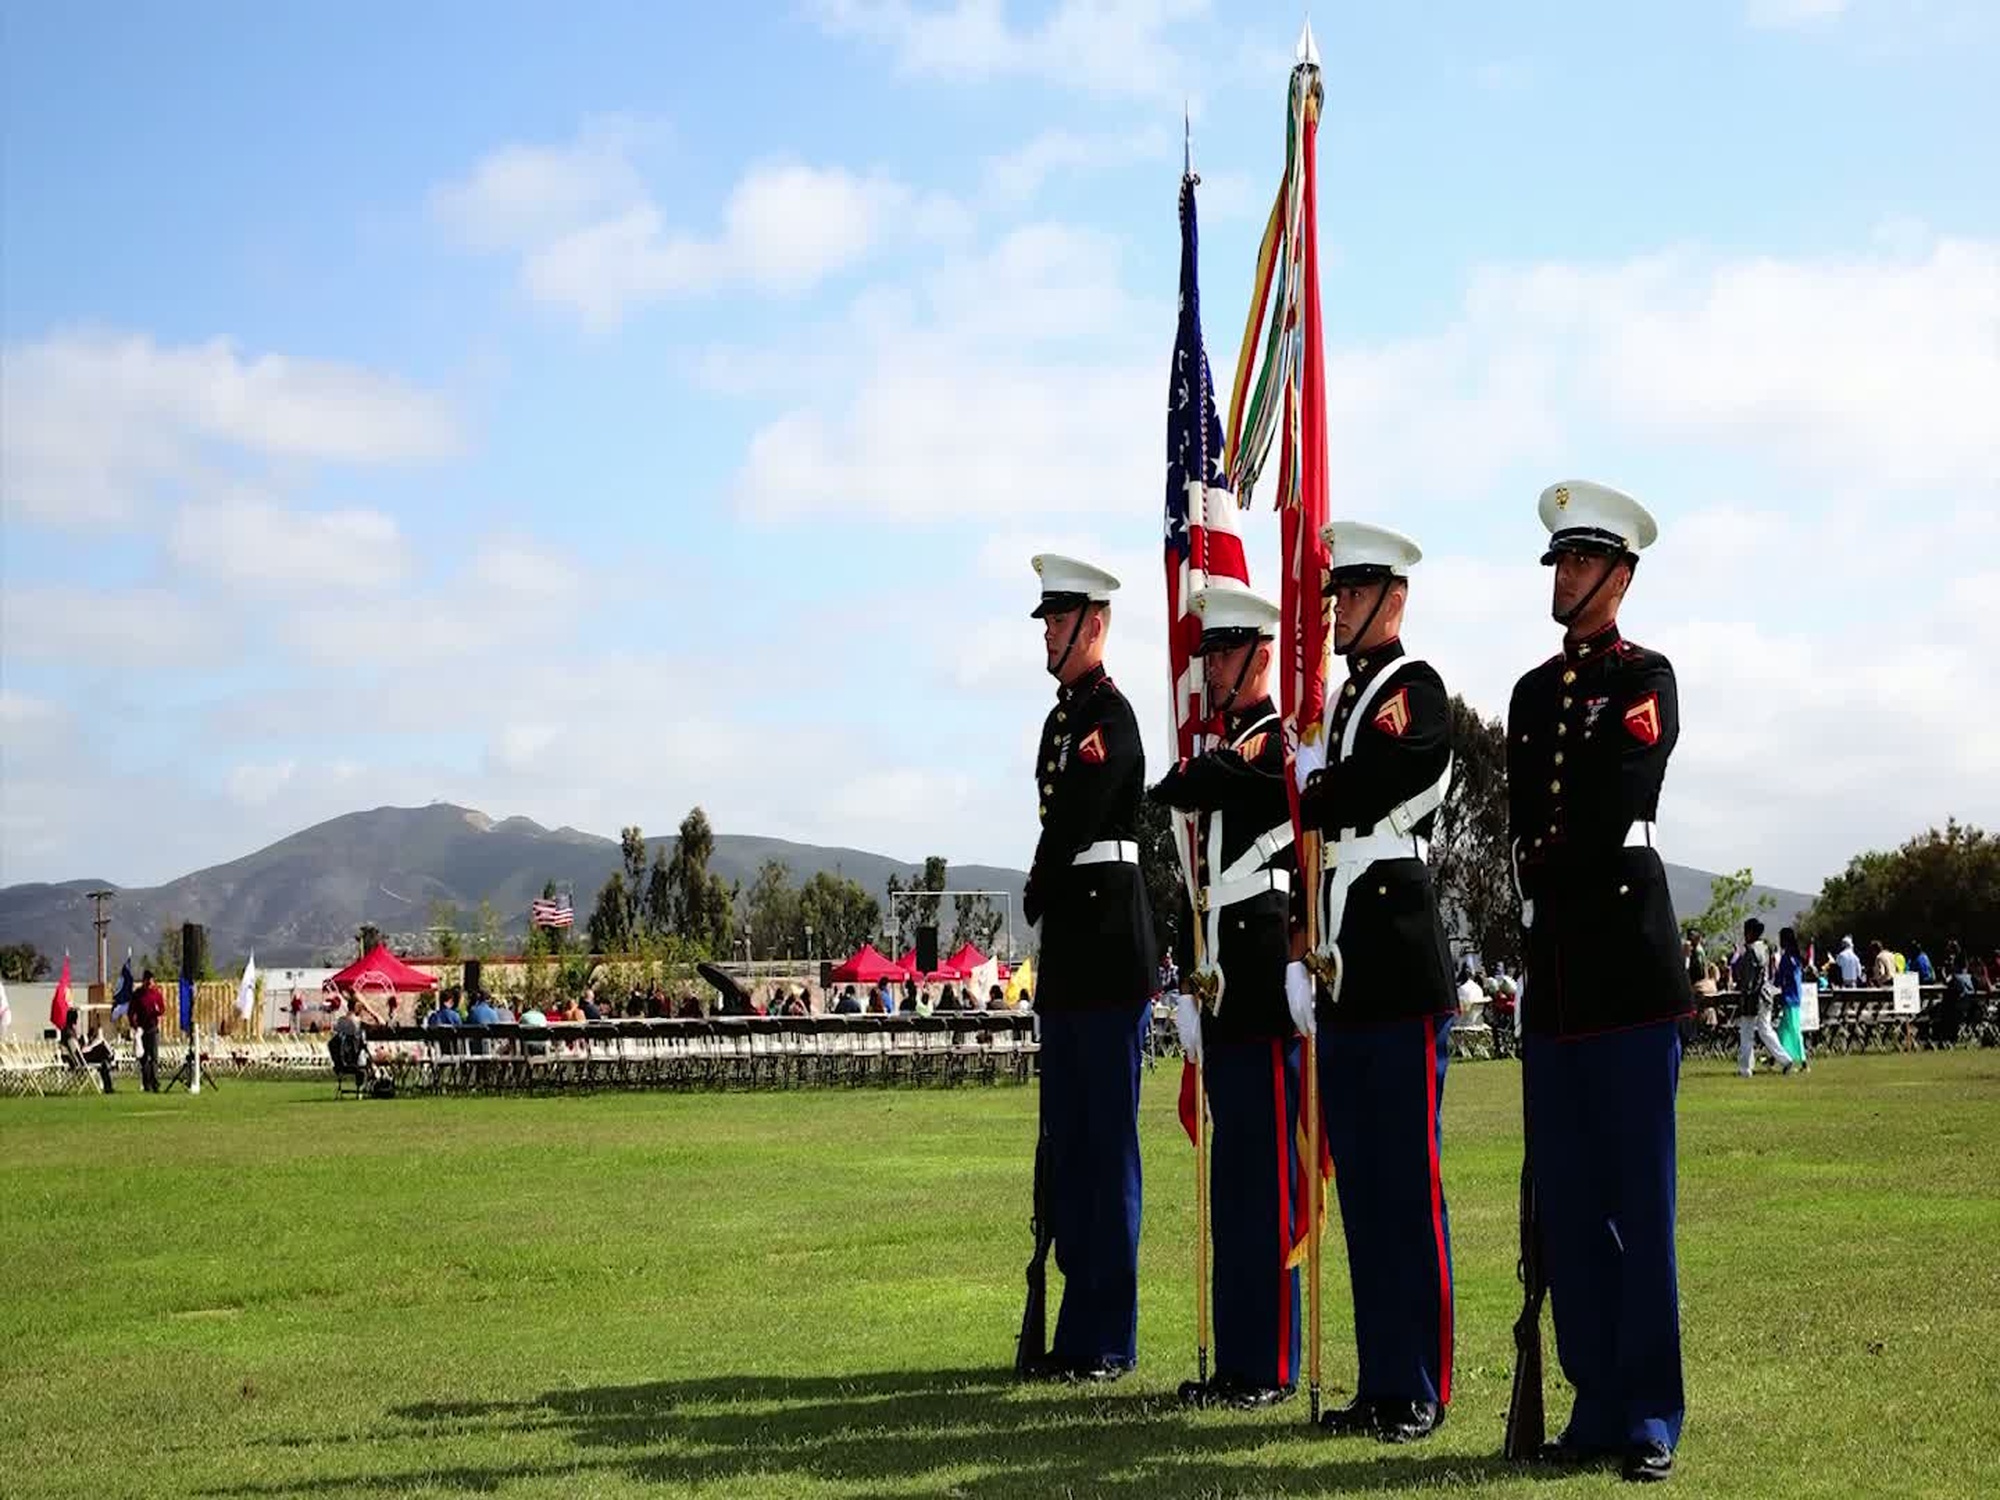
[1016,1128,1052,1374]
[1503,1160,1548,1459]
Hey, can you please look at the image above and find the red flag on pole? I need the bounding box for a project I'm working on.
[1226,34,1334,1265]
[50,955,72,1031]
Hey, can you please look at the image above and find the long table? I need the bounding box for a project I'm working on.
[349,1013,1043,1096]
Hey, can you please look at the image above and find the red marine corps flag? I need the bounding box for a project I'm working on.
[1224,20,1334,1424]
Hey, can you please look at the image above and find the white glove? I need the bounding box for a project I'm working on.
[1285,960,1316,1037]
[1173,992,1204,1068]
[1292,744,1325,793]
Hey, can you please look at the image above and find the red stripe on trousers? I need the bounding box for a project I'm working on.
[1423,1018,1453,1404]
[1271,1038,1293,1388]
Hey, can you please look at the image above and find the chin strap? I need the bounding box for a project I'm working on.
[1335,580,1390,659]
[1047,608,1088,679]
[1210,648,1258,717]
[1553,556,1632,627]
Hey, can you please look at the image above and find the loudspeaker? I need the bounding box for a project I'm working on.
[819,960,834,989]
[181,922,207,981]
[916,925,939,974]
[463,959,483,997]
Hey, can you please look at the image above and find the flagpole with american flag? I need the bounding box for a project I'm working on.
[1224,20,1333,1424]
[1164,111,1253,1390]
[530,887,574,929]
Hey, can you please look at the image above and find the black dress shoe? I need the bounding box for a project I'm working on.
[1373,1399,1444,1444]
[1622,1442,1673,1483]
[1529,1432,1617,1468]
[1017,1355,1073,1383]
[1072,1360,1130,1384]
[1178,1378,1213,1407]
[1318,1397,1377,1435]
[1221,1382,1295,1411]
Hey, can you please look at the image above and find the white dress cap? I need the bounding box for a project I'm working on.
[1030,553,1121,618]
[1537,480,1659,563]
[1190,578,1280,653]
[1319,520,1423,580]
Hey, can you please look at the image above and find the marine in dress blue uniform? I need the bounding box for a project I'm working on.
[1509,481,1692,1485]
[1295,522,1457,1445]
[1021,553,1158,1382]
[1149,581,1305,1409]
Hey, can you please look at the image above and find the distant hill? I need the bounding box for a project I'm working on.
[0,804,1031,967]
[0,802,1816,968]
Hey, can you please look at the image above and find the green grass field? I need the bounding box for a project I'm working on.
[4,1051,1999,1498]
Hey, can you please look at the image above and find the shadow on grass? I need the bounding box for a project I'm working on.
[201,1367,1545,1498]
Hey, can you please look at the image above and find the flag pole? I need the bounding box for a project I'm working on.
[1226,16,1333,1423]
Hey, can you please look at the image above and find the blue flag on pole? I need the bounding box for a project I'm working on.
[179,973,195,1031]
[113,956,134,1020]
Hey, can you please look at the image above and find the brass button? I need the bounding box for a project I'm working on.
[1556,723,1567,737]
[1534,837,1544,848]
[1562,670,1577,685]
[1377,885,1387,896]
[1553,751,1565,766]
[1550,779,1562,794]
[1562,697,1573,710]
[1045,760,1055,772]
[1042,783,1053,796]
[1038,805,1047,818]
[1520,733,1530,743]
[1344,683,1357,698]
[1618,884,1630,895]
[1577,645,1590,658]
[1549,823,1558,834]
[1089,889,1098,899]
[1057,710,1067,723]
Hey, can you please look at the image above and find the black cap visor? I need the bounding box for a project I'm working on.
[1192,626,1270,657]
[1541,527,1634,566]
[1030,590,1091,620]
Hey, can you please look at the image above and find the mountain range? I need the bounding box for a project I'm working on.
[0,803,1817,968]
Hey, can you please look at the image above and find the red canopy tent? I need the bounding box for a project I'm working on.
[327,944,437,994]
[827,943,904,985]
[945,942,988,974]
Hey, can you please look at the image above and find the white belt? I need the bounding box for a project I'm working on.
[1316,831,1427,966]
[1321,831,1429,873]
[1205,868,1292,910]
[1626,820,1656,849]
[1074,840,1138,866]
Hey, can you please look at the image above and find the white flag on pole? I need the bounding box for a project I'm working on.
[0,977,12,1034]
[236,952,259,1020]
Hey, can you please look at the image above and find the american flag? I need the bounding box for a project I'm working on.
[1164,169,1251,786]
[530,894,573,928]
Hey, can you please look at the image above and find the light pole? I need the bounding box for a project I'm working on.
[805,924,814,963]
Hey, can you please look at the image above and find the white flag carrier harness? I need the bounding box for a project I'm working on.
[1197,709,1292,1010]
[1314,658,1453,993]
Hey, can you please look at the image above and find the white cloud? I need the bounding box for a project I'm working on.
[1,332,461,527]
[436,126,964,327]
[427,118,656,250]
[1747,0,1848,28]
[168,493,408,590]
[1475,237,2000,488]
[812,0,1210,99]
[0,586,216,666]
[981,127,1171,206]
[732,222,1163,519]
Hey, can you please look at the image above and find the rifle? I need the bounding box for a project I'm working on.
[1016,1124,1053,1374]
[1502,1158,1547,1459]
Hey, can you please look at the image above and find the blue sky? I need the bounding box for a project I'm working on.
[3,0,1996,894]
